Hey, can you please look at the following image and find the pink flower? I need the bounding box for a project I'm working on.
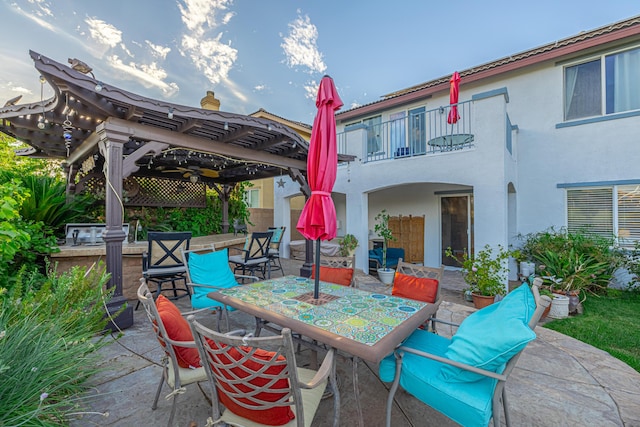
[472,266,478,272]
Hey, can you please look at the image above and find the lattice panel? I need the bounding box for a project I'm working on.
[81,176,206,208]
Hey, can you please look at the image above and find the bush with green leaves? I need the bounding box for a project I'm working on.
[517,227,623,295]
[0,180,32,284]
[0,263,113,426]
[126,182,253,238]
[446,244,512,296]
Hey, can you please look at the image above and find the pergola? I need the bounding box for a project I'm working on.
[0,51,353,328]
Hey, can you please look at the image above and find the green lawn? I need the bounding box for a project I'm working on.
[543,290,640,373]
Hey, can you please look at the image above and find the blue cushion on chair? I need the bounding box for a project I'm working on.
[379,329,497,427]
[188,249,238,311]
[440,283,536,382]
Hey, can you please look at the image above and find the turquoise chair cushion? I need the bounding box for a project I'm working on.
[379,329,496,427]
[270,227,284,243]
[440,283,536,382]
[188,248,238,311]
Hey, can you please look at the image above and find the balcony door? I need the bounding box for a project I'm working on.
[441,194,474,267]
[409,107,426,155]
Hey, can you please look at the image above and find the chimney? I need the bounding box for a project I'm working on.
[200,90,221,111]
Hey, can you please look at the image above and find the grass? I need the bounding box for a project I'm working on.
[543,289,640,373]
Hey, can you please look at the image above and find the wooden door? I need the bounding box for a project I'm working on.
[388,215,424,263]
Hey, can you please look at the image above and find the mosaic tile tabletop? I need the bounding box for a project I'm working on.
[216,275,428,346]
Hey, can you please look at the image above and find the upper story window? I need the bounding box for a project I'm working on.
[564,46,640,121]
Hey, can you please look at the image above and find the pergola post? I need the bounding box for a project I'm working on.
[97,122,133,330]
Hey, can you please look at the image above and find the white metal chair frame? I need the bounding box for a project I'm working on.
[395,258,444,331]
[188,317,340,427]
[384,279,552,427]
[136,279,208,427]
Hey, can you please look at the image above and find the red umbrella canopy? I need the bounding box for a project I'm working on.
[447,71,461,124]
[296,75,343,241]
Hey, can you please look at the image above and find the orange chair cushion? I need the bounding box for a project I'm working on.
[206,340,295,425]
[311,266,354,287]
[155,295,201,368]
[391,273,439,303]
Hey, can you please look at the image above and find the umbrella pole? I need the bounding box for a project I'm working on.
[314,239,321,299]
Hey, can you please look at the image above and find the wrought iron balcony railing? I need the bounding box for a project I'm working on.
[338,100,473,163]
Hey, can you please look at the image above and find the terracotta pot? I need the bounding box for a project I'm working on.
[471,293,495,309]
[541,304,551,319]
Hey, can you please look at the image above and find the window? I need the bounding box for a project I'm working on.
[564,46,640,120]
[567,185,640,247]
[244,189,260,208]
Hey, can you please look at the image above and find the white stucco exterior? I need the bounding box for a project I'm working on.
[275,17,640,280]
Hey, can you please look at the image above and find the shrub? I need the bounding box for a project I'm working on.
[517,227,623,295]
[0,263,113,426]
[445,244,512,296]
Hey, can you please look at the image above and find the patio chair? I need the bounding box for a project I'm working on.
[310,255,356,287]
[136,231,192,310]
[267,226,286,276]
[392,259,444,331]
[229,231,273,279]
[181,244,259,331]
[136,280,208,427]
[188,317,340,427]
[379,279,552,427]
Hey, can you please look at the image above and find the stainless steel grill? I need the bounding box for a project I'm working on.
[64,223,130,246]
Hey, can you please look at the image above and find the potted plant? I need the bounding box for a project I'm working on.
[446,244,511,308]
[339,233,359,257]
[374,210,396,285]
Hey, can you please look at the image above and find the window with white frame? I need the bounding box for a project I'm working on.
[244,188,260,208]
[567,185,640,247]
[564,46,640,121]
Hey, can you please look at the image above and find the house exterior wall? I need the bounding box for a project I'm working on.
[275,20,640,279]
[330,34,640,274]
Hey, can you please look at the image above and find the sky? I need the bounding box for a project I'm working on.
[1,0,639,125]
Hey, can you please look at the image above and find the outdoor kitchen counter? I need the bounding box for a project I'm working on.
[50,233,247,300]
[52,233,247,257]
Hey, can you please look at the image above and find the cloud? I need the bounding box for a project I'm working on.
[3,83,33,96]
[146,41,171,60]
[177,0,238,85]
[8,1,56,32]
[303,80,319,100]
[85,17,122,47]
[107,55,179,97]
[281,14,326,74]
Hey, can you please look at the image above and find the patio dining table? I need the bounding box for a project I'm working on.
[208,275,438,426]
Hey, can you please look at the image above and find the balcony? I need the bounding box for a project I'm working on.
[338,100,474,163]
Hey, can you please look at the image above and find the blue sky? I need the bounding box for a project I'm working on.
[1,0,639,124]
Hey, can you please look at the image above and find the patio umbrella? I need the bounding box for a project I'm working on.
[296,75,343,299]
[447,71,461,124]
